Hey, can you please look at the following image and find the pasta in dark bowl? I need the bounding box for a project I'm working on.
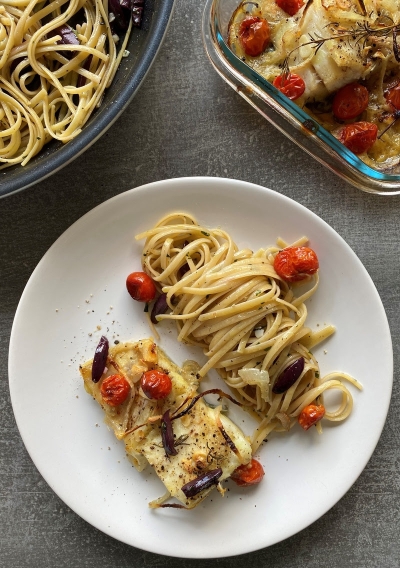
[0,0,175,198]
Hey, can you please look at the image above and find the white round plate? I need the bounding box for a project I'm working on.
[9,177,393,558]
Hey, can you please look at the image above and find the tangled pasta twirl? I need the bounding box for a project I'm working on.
[0,0,143,168]
[135,212,362,452]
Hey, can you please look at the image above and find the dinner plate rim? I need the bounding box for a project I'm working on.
[8,176,393,558]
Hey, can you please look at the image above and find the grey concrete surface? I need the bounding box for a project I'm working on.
[1,0,400,566]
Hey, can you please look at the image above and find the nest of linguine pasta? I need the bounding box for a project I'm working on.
[136,212,362,452]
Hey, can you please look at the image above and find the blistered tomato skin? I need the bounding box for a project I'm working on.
[332,83,369,120]
[385,84,400,110]
[141,370,172,400]
[231,458,265,487]
[339,122,378,154]
[298,404,325,430]
[275,0,304,16]
[239,16,270,57]
[100,374,131,406]
[273,246,319,282]
[126,271,156,302]
[273,73,305,101]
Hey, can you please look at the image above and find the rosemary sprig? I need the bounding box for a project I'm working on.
[206,442,224,465]
[378,110,400,139]
[282,18,400,78]
[174,434,190,447]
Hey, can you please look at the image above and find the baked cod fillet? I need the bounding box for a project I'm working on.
[228,0,400,101]
[80,338,252,509]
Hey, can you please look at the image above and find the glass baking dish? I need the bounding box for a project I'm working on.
[202,0,400,195]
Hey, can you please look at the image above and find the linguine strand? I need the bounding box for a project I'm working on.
[136,212,362,451]
[0,0,133,168]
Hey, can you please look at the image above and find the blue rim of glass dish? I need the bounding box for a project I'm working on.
[0,0,175,199]
[207,2,400,194]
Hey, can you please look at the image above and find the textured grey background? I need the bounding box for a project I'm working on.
[1,0,400,566]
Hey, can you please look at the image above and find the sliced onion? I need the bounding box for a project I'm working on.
[275,412,291,431]
[148,491,171,509]
[238,368,270,402]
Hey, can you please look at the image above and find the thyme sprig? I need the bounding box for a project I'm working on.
[206,442,224,466]
[174,434,190,447]
[282,18,400,78]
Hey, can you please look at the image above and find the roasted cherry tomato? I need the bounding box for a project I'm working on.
[141,369,172,400]
[338,121,378,154]
[239,16,270,57]
[275,0,304,16]
[332,82,369,120]
[274,246,319,283]
[100,374,131,407]
[231,458,265,487]
[298,404,325,430]
[273,73,305,101]
[126,271,156,302]
[385,83,400,110]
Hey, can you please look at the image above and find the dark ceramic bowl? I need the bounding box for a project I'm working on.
[0,0,175,198]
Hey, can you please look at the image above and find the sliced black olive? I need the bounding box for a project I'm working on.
[50,25,79,60]
[272,357,305,394]
[181,468,223,498]
[150,293,168,324]
[161,410,178,456]
[132,0,145,27]
[109,0,130,30]
[55,25,79,47]
[76,55,93,89]
[92,335,109,383]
